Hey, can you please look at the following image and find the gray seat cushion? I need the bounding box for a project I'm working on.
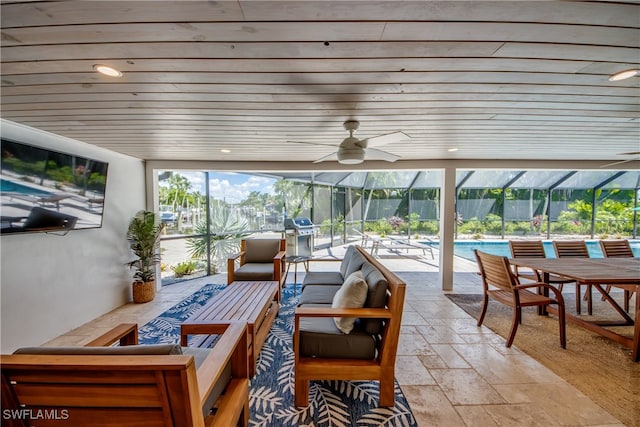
[298,285,341,305]
[298,304,377,359]
[181,346,211,368]
[183,347,232,418]
[361,262,388,308]
[302,271,344,287]
[244,239,281,263]
[343,249,367,278]
[233,262,275,281]
[13,344,183,355]
[360,261,389,334]
[339,245,357,277]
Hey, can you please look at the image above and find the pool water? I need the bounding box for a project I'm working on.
[0,178,51,197]
[422,240,640,261]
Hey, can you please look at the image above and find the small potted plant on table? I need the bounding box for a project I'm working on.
[126,210,165,303]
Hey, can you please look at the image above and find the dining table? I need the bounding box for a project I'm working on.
[509,257,640,361]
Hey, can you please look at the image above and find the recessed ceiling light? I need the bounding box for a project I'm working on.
[93,64,123,77]
[608,69,639,82]
[448,148,459,152]
[220,149,231,153]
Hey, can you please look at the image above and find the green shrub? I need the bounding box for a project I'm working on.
[458,218,484,234]
[418,220,439,235]
[374,218,393,237]
[483,213,502,234]
[171,260,198,278]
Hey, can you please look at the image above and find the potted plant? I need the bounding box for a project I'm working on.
[126,210,165,303]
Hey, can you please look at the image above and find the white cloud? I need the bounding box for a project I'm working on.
[209,174,275,203]
[158,171,276,203]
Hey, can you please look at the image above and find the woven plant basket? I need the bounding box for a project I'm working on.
[132,281,156,303]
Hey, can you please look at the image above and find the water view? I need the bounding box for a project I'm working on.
[422,240,640,261]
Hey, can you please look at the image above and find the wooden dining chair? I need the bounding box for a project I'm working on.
[508,240,575,292]
[474,249,566,349]
[600,240,636,312]
[553,240,592,314]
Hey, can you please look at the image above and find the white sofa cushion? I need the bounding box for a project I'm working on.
[332,270,368,334]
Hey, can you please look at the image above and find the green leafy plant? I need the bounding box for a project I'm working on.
[186,200,250,270]
[458,217,484,234]
[373,218,393,237]
[126,210,165,283]
[171,260,198,278]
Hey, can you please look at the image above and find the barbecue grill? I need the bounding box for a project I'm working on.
[284,217,314,257]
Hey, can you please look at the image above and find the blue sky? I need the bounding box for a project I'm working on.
[161,171,276,204]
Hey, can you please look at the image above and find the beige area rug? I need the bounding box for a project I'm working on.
[446,292,640,427]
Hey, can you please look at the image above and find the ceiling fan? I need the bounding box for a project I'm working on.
[289,120,410,164]
[600,152,640,168]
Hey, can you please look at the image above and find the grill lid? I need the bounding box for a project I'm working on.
[284,217,313,229]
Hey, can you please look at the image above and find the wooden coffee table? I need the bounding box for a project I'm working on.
[180,280,279,376]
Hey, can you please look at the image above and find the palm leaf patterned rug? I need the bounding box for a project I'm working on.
[139,283,417,427]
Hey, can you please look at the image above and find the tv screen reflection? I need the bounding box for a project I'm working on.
[1,139,109,234]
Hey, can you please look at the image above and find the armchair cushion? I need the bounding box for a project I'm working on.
[244,239,282,263]
[233,262,277,281]
[332,270,368,334]
[298,305,377,359]
[14,344,182,355]
[182,347,233,419]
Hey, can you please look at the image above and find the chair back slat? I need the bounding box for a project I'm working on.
[509,240,546,258]
[553,240,589,258]
[600,240,634,258]
[475,250,517,292]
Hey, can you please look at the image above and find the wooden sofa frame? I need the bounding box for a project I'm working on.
[1,322,249,427]
[293,245,406,407]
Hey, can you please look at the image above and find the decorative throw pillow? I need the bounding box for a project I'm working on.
[332,270,368,334]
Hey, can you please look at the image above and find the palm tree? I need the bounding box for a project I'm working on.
[186,200,250,272]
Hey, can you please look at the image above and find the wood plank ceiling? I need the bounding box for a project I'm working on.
[1,1,639,165]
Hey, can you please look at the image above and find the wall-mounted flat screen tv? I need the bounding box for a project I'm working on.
[1,139,109,234]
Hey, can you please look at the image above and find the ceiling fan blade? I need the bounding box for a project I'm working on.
[363,131,411,148]
[365,148,400,162]
[600,158,637,168]
[287,140,339,147]
[313,151,338,163]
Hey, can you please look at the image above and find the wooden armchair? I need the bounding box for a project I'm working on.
[293,247,406,408]
[475,249,566,349]
[1,322,249,427]
[227,238,286,298]
[553,240,592,314]
[600,239,637,312]
[509,240,576,289]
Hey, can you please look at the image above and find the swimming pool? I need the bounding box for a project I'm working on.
[421,240,640,260]
[0,178,52,197]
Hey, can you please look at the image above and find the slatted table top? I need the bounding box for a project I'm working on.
[187,281,279,323]
[509,257,639,285]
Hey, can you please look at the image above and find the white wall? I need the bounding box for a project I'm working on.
[1,120,146,352]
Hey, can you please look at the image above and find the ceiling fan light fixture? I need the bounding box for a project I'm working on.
[608,69,639,82]
[337,146,365,164]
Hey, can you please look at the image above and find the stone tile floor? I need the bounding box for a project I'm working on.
[45,250,624,426]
